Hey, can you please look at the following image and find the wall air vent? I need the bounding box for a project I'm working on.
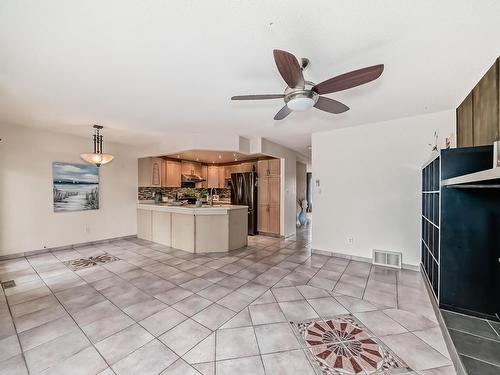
[372,249,402,269]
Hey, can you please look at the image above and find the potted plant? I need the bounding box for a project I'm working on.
[185,188,207,207]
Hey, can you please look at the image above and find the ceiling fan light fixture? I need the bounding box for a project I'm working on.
[286,96,315,111]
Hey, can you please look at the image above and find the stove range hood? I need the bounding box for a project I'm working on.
[181,174,205,183]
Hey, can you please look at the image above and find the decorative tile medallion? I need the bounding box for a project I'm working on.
[290,315,411,375]
[63,254,119,271]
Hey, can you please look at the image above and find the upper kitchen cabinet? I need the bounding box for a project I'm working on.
[257,158,280,177]
[206,165,226,188]
[207,165,219,188]
[473,60,499,145]
[181,161,202,176]
[457,57,500,147]
[163,160,181,187]
[457,93,474,147]
[200,165,208,188]
[138,157,181,187]
[138,157,163,187]
[218,166,225,188]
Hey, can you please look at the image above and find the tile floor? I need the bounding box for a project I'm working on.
[0,230,456,375]
[442,309,500,374]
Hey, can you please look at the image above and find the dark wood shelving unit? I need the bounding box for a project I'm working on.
[421,146,500,322]
[421,153,440,299]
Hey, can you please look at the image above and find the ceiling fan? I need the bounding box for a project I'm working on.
[231,49,384,120]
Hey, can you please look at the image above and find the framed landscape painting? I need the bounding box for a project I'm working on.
[53,162,99,212]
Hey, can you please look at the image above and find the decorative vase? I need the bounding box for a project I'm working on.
[195,200,202,208]
[298,208,307,226]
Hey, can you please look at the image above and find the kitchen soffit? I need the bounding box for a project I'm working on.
[164,149,268,164]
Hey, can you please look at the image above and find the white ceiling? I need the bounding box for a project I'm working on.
[1,1,500,153]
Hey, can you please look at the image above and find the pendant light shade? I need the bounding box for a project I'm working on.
[80,125,114,167]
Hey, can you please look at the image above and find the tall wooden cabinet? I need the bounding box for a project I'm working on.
[257,159,280,235]
[457,57,500,147]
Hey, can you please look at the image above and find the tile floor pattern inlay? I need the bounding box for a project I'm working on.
[291,315,411,374]
[63,254,120,271]
[0,227,455,374]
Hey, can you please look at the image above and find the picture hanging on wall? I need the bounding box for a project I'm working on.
[52,162,99,212]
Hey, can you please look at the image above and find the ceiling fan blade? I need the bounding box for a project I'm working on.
[274,105,292,120]
[231,94,284,100]
[273,49,305,89]
[312,64,384,95]
[314,96,350,114]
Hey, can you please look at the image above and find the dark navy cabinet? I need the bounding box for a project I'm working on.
[421,146,500,321]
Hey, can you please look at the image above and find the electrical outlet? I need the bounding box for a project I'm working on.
[347,237,354,245]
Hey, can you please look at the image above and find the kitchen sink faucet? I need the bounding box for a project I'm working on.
[209,188,217,207]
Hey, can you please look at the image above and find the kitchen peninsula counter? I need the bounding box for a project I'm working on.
[137,203,248,253]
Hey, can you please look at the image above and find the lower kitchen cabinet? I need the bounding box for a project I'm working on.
[137,209,152,240]
[151,211,171,246]
[258,204,279,235]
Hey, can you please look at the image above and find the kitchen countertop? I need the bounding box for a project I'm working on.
[137,202,248,215]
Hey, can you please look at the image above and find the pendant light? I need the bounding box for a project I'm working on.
[80,125,114,167]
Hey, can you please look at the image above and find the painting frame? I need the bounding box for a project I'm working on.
[52,162,100,212]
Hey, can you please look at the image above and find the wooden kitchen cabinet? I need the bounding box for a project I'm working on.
[218,166,226,188]
[240,162,254,173]
[163,160,181,187]
[257,160,268,177]
[473,61,499,145]
[181,161,194,175]
[268,159,280,176]
[193,162,202,176]
[268,205,280,234]
[200,165,208,188]
[456,57,500,147]
[138,157,163,187]
[257,158,280,235]
[257,205,269,232]
[207,165,219,188]
[457,93,474,147]
[258,177,268,205]
[267,177,280,205]
[137,209,152,240]
[257,158,280,177]
[225,165,234,179]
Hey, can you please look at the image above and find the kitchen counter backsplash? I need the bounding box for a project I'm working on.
[138,187,231,201]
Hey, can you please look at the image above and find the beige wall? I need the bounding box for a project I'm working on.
[312,110,455,266]
[296,161,307,206]
[0,124,139,256]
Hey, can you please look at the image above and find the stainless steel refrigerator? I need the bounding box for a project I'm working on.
[230,172,258,235]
